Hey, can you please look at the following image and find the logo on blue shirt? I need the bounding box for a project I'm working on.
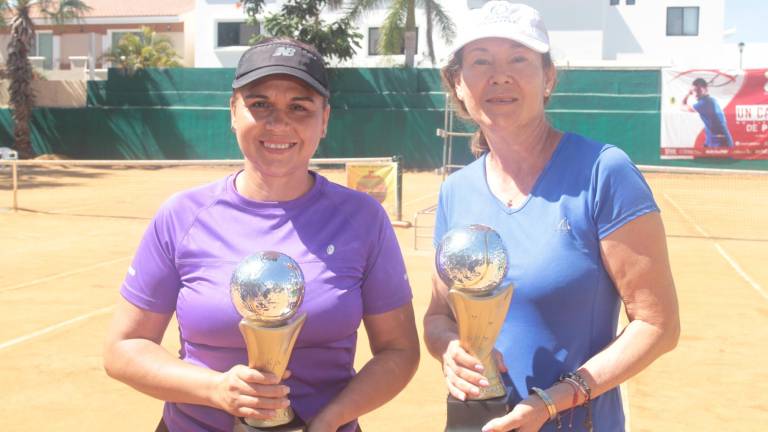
[556,218,571,232]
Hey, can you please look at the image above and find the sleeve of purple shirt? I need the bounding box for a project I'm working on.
[359,204,413,316]
[121,198,183,313]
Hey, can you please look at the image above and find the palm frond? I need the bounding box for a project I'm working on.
[423,0,435,64]
[325,0,346,9]
[333,0,389,22]
[240,0,267,17]
[39,0,92,24]
[379,0,407,55]
[100,26,181,75]
[0,0,11,28]
[423,0,455,43]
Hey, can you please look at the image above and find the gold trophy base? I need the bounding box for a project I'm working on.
[448,284,513,401]
[446,284,515,431]
[240,408,302,430]
[235,313,307,431]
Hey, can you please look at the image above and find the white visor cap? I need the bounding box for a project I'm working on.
[451,1,550,59]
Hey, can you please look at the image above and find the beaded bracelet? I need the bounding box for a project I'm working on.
[559,372,593,432]
[561,376,588,400]
[530,387,562,429]
[561,371,592,400]
[558,377,580,429]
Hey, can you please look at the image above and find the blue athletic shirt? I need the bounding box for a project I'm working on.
[434,132,659,432]
[693,95,734,147]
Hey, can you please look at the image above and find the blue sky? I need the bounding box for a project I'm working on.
[724,0,768,43]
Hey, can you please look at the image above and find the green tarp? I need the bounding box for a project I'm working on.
[2,67,766,171]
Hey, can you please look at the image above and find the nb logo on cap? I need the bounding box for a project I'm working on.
[273,47,296,57]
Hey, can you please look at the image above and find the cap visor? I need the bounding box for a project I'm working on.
[513,34,549,54]
[449,31,550,62]
[232,65,329,98]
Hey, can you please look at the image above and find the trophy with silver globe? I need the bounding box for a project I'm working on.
[436,224,515,432]
[230,251,307,432]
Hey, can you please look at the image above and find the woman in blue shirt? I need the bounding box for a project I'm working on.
[423,3,680,432]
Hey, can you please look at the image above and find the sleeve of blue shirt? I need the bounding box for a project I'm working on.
[433,181,450,249]
[591,146,660,239]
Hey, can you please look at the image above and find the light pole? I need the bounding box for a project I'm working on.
[738,41,745,70]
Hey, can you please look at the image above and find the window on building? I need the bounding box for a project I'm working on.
[609,0,619,5]
[626,0,635,4]
[667,7,699,36]
[217,22,259,47]
[368,27,418,55]
[32,32,53,69]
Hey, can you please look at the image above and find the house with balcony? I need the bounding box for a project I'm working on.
[0,0,195,79]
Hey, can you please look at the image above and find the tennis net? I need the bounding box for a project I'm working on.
[639,165,768,242]
[0,157,404,222]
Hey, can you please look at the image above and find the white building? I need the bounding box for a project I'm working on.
[192,0,765,69]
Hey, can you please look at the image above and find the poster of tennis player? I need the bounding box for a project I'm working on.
[661,68,768,159]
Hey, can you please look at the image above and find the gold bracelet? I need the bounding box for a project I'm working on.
[530,386,560,427]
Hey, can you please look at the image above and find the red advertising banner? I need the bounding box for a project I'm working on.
[661,68,768,160]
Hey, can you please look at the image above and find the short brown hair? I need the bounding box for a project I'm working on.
[440,48,555,157]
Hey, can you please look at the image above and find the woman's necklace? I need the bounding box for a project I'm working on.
[488,168,526,208]
[506,190,524,208]
[490,129,559,208]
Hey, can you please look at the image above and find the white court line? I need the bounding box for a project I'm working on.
[713,243,767,300]
[0,256,131,293]
[662,192,768,301]
[0,306,114,351]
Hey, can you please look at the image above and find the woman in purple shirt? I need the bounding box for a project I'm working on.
[103,38,419,432]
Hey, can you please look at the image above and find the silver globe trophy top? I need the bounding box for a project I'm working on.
[436,224,508,294]
[230,251,305,326]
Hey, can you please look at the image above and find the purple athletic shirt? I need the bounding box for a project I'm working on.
[120,171,412,432]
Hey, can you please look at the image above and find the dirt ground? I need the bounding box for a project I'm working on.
[0,164,766,431]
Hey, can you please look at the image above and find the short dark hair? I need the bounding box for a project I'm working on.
[692,78,708,88]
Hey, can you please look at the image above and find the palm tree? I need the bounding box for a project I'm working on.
[330,0,455,67]
[101,26,182,75]
[0,0,91,159]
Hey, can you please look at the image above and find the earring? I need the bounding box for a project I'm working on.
[231,126,236,133]
[544,88,551,96]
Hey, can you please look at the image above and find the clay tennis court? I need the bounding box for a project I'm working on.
[1,162,766,431]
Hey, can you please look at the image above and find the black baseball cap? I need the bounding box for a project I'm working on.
[232,40,330,98]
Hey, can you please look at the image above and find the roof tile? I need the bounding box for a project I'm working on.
[28,0,196,19]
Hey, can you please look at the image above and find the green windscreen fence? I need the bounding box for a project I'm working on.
[2,67,766,171]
